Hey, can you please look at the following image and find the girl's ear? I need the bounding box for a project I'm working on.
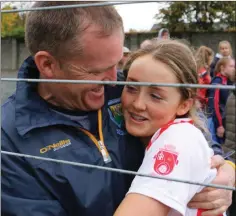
[177,98,193,116]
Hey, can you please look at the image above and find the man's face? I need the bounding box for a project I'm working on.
[49,26,124,111]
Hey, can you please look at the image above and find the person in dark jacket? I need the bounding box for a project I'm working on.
[224,80,236,216]
[224,90,236,163]
[1,2,235,216]
[223,71,236,163]
[207,58,235,145]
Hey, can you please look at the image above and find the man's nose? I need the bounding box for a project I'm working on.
[103,66,117,85]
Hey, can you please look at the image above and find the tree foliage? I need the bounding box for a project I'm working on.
[155,1,236,32]
[1,5,25,38]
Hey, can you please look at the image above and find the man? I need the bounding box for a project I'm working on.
[1,2,235,216]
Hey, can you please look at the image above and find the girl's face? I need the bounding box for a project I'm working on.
[222,59,235,78]
[121,55,192,141]
[219,43,231,57]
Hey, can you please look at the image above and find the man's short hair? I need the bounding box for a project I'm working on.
[25,1,124,60]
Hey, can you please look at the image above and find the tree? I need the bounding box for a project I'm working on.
[1,4,25,38]
[155,1,236,32]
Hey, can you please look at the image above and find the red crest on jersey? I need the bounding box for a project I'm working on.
[153,145,179,175]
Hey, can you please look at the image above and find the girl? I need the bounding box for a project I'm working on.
[207,58,235,145]
[210,41,233,78]
[195,46,214,110]
[114,39,223,216]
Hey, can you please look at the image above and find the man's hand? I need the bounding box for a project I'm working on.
[188,155,235,216]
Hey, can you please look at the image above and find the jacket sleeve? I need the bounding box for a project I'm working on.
[1,129,68,216]
[207,77,223,128]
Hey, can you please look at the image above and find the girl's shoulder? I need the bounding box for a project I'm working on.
[147,118,213,160]
[150,118,205,146]
[211,74,228,85]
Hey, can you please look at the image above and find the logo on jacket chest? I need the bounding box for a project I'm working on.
[108,98,124,128]
[40,139,71,154]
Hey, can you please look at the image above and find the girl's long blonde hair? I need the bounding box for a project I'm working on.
[195,46,214,72]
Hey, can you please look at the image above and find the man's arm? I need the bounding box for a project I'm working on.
[188,155,235,216]
[1,129,67,216]
[190,111,235,215]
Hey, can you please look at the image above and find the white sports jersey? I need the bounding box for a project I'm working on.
[128,118,223,216]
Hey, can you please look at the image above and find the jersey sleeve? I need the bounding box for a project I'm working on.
[127,124,214,215]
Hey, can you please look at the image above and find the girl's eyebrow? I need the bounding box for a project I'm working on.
[127,77,166,92]
[150,86,166,93]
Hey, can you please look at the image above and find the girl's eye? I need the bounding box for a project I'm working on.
[151,93,162,100]
[126,85,137,91]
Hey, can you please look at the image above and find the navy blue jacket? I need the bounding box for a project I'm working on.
[1,57,144,216]
[207,73,231,129]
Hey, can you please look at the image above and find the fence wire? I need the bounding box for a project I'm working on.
[1,78,235,90]
[1,1,158,13]
[1,150,235,191]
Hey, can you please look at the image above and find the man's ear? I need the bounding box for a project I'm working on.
[34,51,59,78]
[176,98,193,116]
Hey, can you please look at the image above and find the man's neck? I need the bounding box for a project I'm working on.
[38,83,95,115]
